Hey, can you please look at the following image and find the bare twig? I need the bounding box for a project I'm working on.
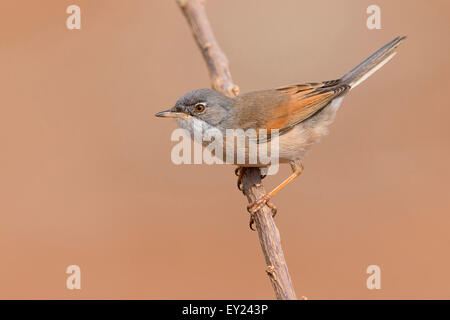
[176,0,297,300]
[177,0,239,97]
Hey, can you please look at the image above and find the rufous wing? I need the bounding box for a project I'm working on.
[267,80,350,135]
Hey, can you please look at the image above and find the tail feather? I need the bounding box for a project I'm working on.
[341,36,406,89]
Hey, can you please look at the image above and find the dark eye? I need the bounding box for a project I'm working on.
[194,103,206,113]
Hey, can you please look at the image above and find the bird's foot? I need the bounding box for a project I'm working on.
[247,194,272,214]
[247,195,277,231]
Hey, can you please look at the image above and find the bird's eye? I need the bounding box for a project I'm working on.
[194,103,206,113]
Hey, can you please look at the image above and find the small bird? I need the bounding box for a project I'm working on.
[156,36,406,226]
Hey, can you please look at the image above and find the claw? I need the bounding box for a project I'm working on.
[266,201,277,218]
[237,179,243,191]
[247,194,272,214]
[235,167,246,192]
[249,215,256,231]
[239,168,279,230]
[247,194,277,231]
[246,195,277,230]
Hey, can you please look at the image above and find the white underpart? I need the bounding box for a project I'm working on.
[176,116,213,141]
[350,52,397,89]
[328,96,344,113]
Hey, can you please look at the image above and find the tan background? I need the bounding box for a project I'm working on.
[0,0,449,299]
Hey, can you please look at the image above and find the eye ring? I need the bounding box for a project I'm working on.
[194,103,206,113]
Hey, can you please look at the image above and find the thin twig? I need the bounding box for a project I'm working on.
[176,0,297,300]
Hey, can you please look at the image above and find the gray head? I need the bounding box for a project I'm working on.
[155,89,233,126]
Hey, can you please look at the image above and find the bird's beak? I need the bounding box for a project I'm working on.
[155,109,189,119]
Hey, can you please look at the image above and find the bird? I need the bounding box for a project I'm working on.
[156,36,406,228]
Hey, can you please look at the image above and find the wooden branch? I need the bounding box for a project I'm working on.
[240,169,298,300]
[177,0,239,97]
[176,0,297,300]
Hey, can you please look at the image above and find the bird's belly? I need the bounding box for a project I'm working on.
[219,120,331,166]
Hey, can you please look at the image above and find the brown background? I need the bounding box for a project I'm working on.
[1,0,449,299]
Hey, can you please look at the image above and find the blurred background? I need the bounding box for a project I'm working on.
[0,0,449,299]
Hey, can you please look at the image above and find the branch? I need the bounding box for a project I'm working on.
[177,0,239,97]
[176,0,297,300]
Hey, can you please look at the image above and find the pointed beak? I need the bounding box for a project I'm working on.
[155,109,189,119]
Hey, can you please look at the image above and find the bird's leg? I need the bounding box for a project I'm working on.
[247,160,304,215]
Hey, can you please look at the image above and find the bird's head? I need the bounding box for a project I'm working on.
[155,89,233,127]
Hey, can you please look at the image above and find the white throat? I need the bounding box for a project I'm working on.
[176,116,214,138]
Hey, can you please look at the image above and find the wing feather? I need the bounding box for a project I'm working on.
[233,80,350,138]
[268,80,350,134]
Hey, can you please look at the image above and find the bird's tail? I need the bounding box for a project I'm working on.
[341,36,406,89]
